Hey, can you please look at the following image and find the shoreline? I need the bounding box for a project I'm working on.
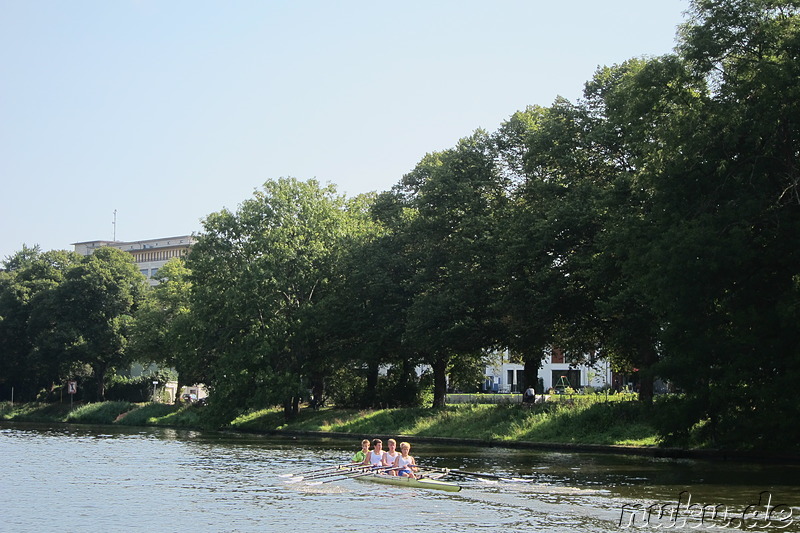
[234,427,800,465]
[5,401,799,464]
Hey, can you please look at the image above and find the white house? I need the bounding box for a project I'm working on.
[484,348,614,393]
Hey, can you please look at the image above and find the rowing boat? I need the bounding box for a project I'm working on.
[352,471,462,492]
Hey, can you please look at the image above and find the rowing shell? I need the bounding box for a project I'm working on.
[351,471,462,492]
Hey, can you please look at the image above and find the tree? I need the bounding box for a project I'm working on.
[495,95,634,395]
[187,178,361,421]
[633,0,800,446]
[29,247,148,401]
[495,104,583,391]
[318,200,420,407]
[129,257,197,401]
[0,246,81,400]
[575,58,694,403]
[395,131,507,407]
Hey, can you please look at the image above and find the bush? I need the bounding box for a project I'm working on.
[650,394,705,447]
[106,376,156,403]
[374,367,429,408]
[326,366,369,408]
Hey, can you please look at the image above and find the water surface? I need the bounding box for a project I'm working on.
[2,422,797,532]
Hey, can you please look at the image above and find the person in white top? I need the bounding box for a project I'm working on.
[393,442,417,479]
[362,438,388,469]
[384,439,400,475]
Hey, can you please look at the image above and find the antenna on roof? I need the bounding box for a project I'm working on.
[113,209,117,241]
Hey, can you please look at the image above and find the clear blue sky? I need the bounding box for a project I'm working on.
[0,0,688,262]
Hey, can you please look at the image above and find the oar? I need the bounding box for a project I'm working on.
[417,465,523,482]
[418,472,446,480]
[279,462,361,478]
[318,466,401,484]
[284,464,369,483]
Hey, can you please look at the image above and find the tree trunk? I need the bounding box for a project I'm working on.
[398,357,416,406]
[431,355,448,409]
[638,346,658,404]
[523,355,542,393]
[310,373,324,409]
[283,398,295,420]
[174,378,183,405]
[365,361,379,407]
[95,362,108,401]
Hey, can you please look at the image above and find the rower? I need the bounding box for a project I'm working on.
[362,438,388,469]
[351,439,370,463]
[394,442,417,479]
[384,439,400,475]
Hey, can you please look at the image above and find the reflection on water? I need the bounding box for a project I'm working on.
[1,422,798,532]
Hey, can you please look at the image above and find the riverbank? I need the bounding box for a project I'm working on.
[1,398,656,444]
[3,400,797,462]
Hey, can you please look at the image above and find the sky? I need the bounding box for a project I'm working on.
[0,0,689,262]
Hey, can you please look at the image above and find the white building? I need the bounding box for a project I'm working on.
[484,348,614,393]
[73,235,195,285]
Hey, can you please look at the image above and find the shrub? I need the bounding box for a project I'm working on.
[106,376,156,403]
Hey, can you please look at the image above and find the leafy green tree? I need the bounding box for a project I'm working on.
[187,178,361,421]
[495,104,580,391]
[320,222,414,406]
[0,246,81,400]
[395,131,507,407]
[129,257,198,401]
[633,0,800,446]
[575,58,692,403]
[28,247,148,400]
[495,96,632,394]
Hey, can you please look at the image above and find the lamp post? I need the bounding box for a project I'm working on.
[152,381,159,403]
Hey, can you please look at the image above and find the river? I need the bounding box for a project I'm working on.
[2,422,798,532]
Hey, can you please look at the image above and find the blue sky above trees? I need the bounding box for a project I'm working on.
[0,0,686,261]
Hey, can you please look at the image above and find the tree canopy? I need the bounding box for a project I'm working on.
[3,0,798,451]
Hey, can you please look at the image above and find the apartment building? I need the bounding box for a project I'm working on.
[73,235,195,285]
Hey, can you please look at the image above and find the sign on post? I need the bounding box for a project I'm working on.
[67,380,77,410]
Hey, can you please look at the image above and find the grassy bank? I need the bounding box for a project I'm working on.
[233,402,659,446]
[1,399,660,447]
[0,401,204,428]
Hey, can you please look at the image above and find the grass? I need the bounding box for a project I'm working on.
[230,401,660,447]
[66,401,135,424]
[2,398,661,448]
[1,400,202,428]
[1,401,74,421]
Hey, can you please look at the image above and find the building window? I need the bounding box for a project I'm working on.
[552,348,565,364]
[140,269,149,277]
[150,268,158,278]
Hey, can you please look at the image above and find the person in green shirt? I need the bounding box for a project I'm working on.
[351,439,370,463]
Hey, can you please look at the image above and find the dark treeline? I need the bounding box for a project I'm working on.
[1,1,798,451]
